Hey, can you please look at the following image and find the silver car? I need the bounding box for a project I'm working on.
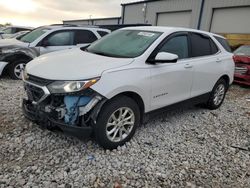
[0,25,110,79]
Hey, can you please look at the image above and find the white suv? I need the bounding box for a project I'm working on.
[22,27,234,149]
[0,25,110,79]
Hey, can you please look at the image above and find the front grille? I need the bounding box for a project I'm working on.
[235,66,248,74]
[27,74,53,86]
[25,84,45,102]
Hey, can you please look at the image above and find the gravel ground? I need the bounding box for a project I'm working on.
[0,79,249,188]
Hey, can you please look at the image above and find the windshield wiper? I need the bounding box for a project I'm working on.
[21,40,30,43]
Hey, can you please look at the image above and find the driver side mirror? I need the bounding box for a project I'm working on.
[148,52,178,64]
[154,52,178,63]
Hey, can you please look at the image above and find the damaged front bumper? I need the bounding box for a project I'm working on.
[22,99,93,139]
[22,76,105,140]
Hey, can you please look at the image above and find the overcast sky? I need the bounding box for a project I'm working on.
[0,0,139,27]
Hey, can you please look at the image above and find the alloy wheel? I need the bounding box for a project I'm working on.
[14,63,26,79]
[106,107,135,143]
[213,84,225,106]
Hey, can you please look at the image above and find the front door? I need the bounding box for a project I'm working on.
[150,33,194,111]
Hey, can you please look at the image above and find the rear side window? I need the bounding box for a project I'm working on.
[97,31,109,37]
[74,30,98,44]
[15,28,30,33]
[190,33,218,57]
[214,36,232,52]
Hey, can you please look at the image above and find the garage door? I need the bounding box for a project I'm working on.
[157,11,191,27]
[210,7,250,33]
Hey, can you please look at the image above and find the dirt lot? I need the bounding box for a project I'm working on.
[0,79,249,188]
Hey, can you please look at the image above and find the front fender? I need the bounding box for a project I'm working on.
[0,46,39,62]
[91,68,151,112]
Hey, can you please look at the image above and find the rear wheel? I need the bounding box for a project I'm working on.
[205,79,227,110]
[8,59,29,80]
[94,96,140,149]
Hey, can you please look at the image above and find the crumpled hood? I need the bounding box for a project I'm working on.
[0,38,28,48]
[26,48,134,80]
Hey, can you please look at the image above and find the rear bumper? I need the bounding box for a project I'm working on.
[22,99,93,139]
[234,73,250,86]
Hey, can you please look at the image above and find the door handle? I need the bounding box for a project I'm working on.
[184,64,193,68]
[216,58,222,63]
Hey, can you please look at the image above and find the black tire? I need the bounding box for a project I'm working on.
[94,96,140,149]
[205,78,227,110]
[8,59,29,80]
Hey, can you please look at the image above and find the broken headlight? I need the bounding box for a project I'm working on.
[47,78,100,93]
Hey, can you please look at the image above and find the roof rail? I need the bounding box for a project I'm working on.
[49,24,78,27]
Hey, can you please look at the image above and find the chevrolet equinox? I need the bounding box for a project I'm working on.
[22,27,234,149]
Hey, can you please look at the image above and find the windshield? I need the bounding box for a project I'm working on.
[19,28,49,43]
[234,45,250,56]
[87,30,162,58]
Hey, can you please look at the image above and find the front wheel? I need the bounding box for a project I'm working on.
[94,96,140,149]
[205,79,227,110]
[8,59,29,80]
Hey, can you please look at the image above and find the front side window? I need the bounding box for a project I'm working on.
[46,31,74,46]
[191,33,218,57]
[158,35,189,59]
[20,28,49,43]
[87,30,162,58]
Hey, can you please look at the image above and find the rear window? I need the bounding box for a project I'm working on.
[234,45,250,56]
[214,36,232,52]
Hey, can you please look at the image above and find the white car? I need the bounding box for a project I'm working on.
[0,25,110,79]
[22,26,234,149]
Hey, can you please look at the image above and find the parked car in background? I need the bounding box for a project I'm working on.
[0,26,33,39]
[10,30,30,39]
[22,26,234,149]
[0,24,110,79]
[233,45,250,86]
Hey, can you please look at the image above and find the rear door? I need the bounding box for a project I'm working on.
[39,30,75,55]
[189,32,222,97]
[150,32,194,110]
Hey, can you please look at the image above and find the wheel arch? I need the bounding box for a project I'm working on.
[2,53,33,75]
[103,91,146,124]
[219,74,230,89]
